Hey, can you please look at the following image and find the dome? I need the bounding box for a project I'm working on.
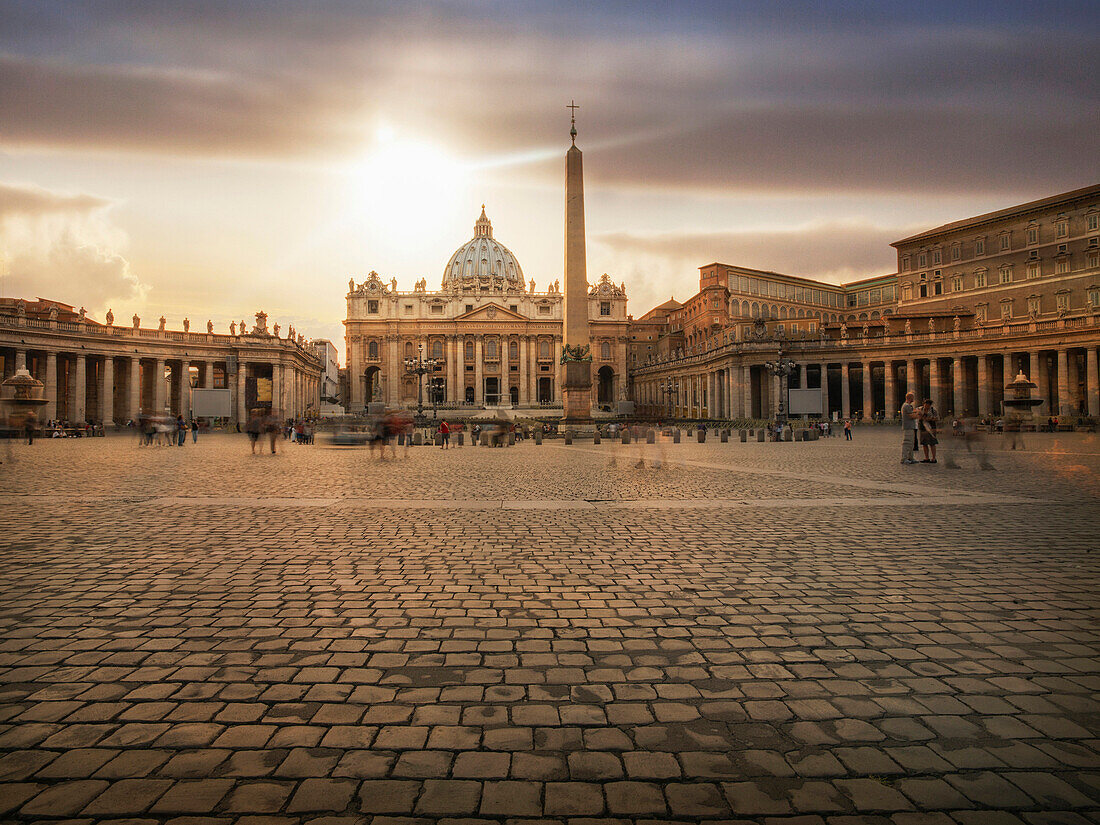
[442,206,525,289]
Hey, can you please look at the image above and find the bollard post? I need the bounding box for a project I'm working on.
[535,431,542,445]
[434,433,442,446]
[508,432,516,446]
[697,429,706,443]
[757,429,766,442]
[397,432,405,446]
[646,429,655,444]
[621,430,630,445]
[564,431,573,445]
[720,430,728,443]
[783,428,793,442]
[457,432,464,447]
[593,432,601,445]
[740,430,747,442]
[413,432,423,446]
[673,429,681,444]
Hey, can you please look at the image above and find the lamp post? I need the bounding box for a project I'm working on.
[404,343,440,427]
[659,379,679,419]
[763,348,797,433]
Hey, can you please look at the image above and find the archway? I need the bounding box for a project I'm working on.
[509,386,519,405]
[484,377,500,405]
[538,377,553,403]
[465,386,474,404]
[364,366,381,403]
[597,366,615,405]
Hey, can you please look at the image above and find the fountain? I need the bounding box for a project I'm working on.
[0,368,47,433]
[1002,370,1043,428]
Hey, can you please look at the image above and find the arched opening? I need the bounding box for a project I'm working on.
[509,385,519,405]
[404,342,414,358]
[597,365,615,406]
[465,386,474,404]
[484,376,500,405]
[538,339,550,359]
[509,340,518,360]
[465,340,474,360]
[364,366,381,403]
[368,340,379,359]
[538,377,553,403]
[431,340,443,359]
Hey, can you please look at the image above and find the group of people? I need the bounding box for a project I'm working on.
[136,413,198,447]
[283,418,315,444]
[900,391,993,468]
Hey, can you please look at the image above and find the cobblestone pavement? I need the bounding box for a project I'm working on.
[0,429,1097,824]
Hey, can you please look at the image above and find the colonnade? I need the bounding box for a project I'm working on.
[635,344,1100,421]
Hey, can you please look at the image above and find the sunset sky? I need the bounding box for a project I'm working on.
[1,1,1096,360]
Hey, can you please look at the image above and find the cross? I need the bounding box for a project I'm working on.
[567,99,579,143]
[567,100,580,119]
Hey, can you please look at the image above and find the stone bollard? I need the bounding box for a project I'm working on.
[413,432,423,446]
[646,429,655,444]
[508,432,515,446]
[783,428,793,442]
[434,433,442,446]
[720,430,728,443]
[740,430,747,442]
[564,431,573,445]
[809,428,819,441]
[397,433,405,446]
[697,429,706,443]
[535,431,542,445]
[757,429,766,442]
[622,430,630,445]
[457,432,464,446]
[593,432,601,445]
[673,429,681,444]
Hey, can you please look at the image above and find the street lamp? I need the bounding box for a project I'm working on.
[763,347,797,433]
[404,343,440,426]
[658,379,679,419]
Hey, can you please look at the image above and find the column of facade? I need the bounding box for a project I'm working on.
[128,357,141,420]
[554,335,563,402]
[904,358,916,399]
[884,361,897,419]
[1087,347,1099,417]
[1003,352,1015,390]
[386,338,399,405]
[928,358,941,411]
[152,358,165,412]
[14,349,27,371]
[42,351,58,421]
[978,355,991,417]
[72,354,87,423]
[236,361,247,423]
[270,364,281,414]
[518,337,528,406]
[1027,350,1039,383]
[1056,349,1070,416]
[840,362,851,419]
[179,362,191,420]
[474,337,484,405]
[819,363,829,417]
[862,362,873,419]
[206,361,217,389]
[456,336,466,403]
[100,357,115,425]
[952,357,964,416]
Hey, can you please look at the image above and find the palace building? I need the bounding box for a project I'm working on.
[630,184,1100,421]
[343,207,630,413]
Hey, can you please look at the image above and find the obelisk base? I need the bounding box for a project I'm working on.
[561,361,593,422]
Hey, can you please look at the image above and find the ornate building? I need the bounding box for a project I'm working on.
[0,300,323,424]
[631,184,1100,421]
[344,207,630,413]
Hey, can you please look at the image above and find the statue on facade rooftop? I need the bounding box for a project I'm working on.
[132,313,140,329]
[230,321,237,335]
[79,306,86,320]
[183,318,189,332]
[49,305,58,321]
[273,322,280,337]
[158,316,166,331]
[105,308,113,326]
[207,319,214,333]
[349,277,355,293]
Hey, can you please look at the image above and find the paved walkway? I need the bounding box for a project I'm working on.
[0,429,1097,823]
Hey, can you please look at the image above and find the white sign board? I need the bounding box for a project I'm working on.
[191,388,232,418]
[787,388,823,416]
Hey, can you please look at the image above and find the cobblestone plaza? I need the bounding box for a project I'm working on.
[0,431,1097,823]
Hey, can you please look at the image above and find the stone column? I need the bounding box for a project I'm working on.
[928,358,941,411]
[236,361,247,424]
[179,362,191,420]
[1087,347,1099,417]
[554,335,563,402]
[44,351,58,421]
[72,354,87,423]
[206,361,217,389]
[819,363,829,417]
[456,336,466,404]
[952,357,964,416]
[101,357,115,425]
[885,361,897,420]
[1027,350,1039,383]
[387,338,399,405]
[271,363,282,415]
[905,358,916,399]
[153,358,166,412]
[978,355,991,416]
[519,337,528,406]
[1057,349,1070,416]
[862,362,873,419]
[1003,352,1015,391]
[474,337,484,405]
[14,349,27,372]
[128,357,141,420]
[841,362,851,418]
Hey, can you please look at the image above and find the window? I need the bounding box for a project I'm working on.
[1089,237,1099,248]
[600,301,611,316]
[918,252,927,268]
[1027,262,1041,279]
[975,269,987,288]
[952,276,963,292]
[932,249,942,264]
[951,244,961,261]
[1055,258,1069,275]
[1056,293,1069,312]
[933,280,942,296]
[509,340,518,359]
[1027,226,1038,245]
[367,300,379,314]
[600,341,611,359]
[485,339,498,359]
[538,339,550,359]
[431,340,443,358]
[901,283,912,301]
[976,304,987,322]
[509,305,518,313]
[1057,243,1068,253]
[1000,233,1011,251]
[430,304,443,315]
[1027,296,1040,316]
[1089,288,1100,308]
[404,304,414,315]
[919,277,928,298]
[901,255,910,271]
[465,304,473,314]
[465,340,474,360]
[404,342,414,358]
[1000,301,1012,320]
[368,340,379,359]
[1088,213,1099,232]
[1000,266,1012,284]
[537,305,551,316]
[1089,251,1100,269]
[1056,219,1068,238]
[975,238,985,256]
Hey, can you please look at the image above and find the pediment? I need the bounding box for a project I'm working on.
[456,302,526,321]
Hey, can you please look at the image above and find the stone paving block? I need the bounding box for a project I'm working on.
[150,779,235,814]
[543,781,605,815]
[663,782,729,817]
[223,781,295,813]
[944,772,1036,808]
[414,779,481,816]
[478,780,542,816]
[604,781,668,816]
[833,779,914,812]
[285,777,360,813]
[722,781,792,816]
[79,778,173,815]
[1,782,45,815]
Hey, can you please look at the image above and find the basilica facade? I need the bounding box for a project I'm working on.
[344,208,629,413]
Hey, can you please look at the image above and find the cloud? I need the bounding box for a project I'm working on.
[0,182,147,311]
[592,222,912,314]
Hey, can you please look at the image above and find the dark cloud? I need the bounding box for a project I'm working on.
[0,182,110,217]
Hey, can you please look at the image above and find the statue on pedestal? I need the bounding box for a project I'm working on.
[207,320,214,333]
[183,318,189,332]
[132,313,140,329]
[273,322,280,337]
[158,316,166,331]
[49,305,58,321]
[79,306,86,320]
[953,315,961,333]
[230,321,237,335]
[904,319,913,335]
[349,277,355,293]
[105,308,114,326]
[928,317,937,334]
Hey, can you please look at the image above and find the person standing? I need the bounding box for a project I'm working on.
[24,409,37,446]
[176,414,186,446]
[246,409,262,454]
[190,418,199,443]
[918,398,939,463]
[900,391,918,465]
[440,419,450,450]
[843,419,852,441]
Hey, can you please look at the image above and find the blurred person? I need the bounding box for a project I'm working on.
[440,419,450,450]
[918,398,939,463]
[264,409,280,454]
[246,409,262,454]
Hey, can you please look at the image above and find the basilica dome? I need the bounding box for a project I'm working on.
[442,206,525,289]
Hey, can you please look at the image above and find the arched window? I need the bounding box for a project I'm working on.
[780,306,788,319]
[601,341,611,359]
[431,340,443,359]
[368,340,379,359]
[539,339,550,358]
[485,338,498,358]
[404,342,414,358]
[509,340,518,359]
[464,260,472,277]
[751,302,760,318]
[465,339,474,360]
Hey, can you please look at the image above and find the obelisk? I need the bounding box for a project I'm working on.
[561,100,593,422]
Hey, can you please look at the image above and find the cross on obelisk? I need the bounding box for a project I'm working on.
[561,100,592,421]
[567,100,579,145]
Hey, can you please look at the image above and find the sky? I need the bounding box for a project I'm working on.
[1,0,1097,362]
